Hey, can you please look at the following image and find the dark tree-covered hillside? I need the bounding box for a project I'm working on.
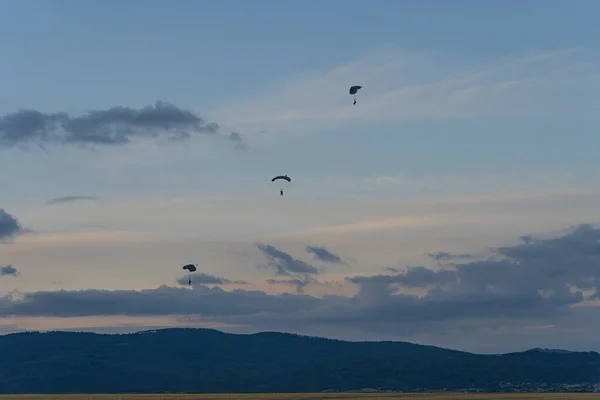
[0,328,599,393]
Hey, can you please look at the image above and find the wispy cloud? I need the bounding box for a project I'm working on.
[266,275,317,294]
[427,251,474,262]
[209,46,599,135]
[16,230,165,247]
[285,216,433,236]
[13,187,600,251]
[328,170,582,200]
[305,245,348,265]
[256,243,319,276]
[275,188,600,241]
[46,196,99,206]
[371,174,414,187]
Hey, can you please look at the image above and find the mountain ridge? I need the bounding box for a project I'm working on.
[0,327,599,393]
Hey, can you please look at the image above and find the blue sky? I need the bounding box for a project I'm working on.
[1,0,600,353]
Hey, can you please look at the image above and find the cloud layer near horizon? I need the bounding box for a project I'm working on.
[2,223,600,352]
[176,272,248,286]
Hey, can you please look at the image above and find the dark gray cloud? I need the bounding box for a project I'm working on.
[0,285,322,319]
[257,244,323,293]
[345,224,600,322]
[0,101,245,149]
[266,275,316,293]
[427,251,474,262]
[0,209,23,242]
[305,245,347,265]
[520,235,534,244]
[347,266,456,288]
[256,243,319,275]
[176,273,248,286]
[0,265,18,277]
[227,132,246,150]
[2,224,600,352]
[46,196,99,206]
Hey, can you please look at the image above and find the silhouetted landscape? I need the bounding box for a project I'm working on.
[1,328,599,394]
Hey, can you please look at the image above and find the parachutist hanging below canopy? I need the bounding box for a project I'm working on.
[183,264,197,285]
[349,85,362,105]
[272,175,291,196]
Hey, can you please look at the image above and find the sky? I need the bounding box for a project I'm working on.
[1,0,600,354]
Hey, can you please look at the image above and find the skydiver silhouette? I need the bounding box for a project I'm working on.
[353,99,356,105]
[280,189,284,196]
[188,276,192,285]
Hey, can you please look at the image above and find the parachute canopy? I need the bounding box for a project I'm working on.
[349,85,362,95]
[271,175,291,182]
[183,264,197,272]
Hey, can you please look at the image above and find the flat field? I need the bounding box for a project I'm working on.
[1,393,600,400]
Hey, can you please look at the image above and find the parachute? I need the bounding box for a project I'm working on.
[271,175,291,183]
[183,264,197,272]
[349,86,362,95]
[182,264,197,285]
[349,85,362,105]
[272,175,291,196]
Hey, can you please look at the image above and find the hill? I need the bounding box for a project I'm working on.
[528,347,574,354]
[0,328,599,393]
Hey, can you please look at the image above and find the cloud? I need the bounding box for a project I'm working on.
[286,216,431,237]
[0,265,19,277]
[208,46,600,138]
[0,101,245,149]
[0,285,322,319]
[46,196,99,206]
[227,131,247,150]
[372,175,413,187]
[426,251,474,262]
[305,245,347,265]
[266,275,316,294]
[257,244,326,293]
[256,243,319,275]
[2,224,600,352]
[0,209,23,242]
[347,266,457,288]
[176,273,248,286]
[346,224,600,318]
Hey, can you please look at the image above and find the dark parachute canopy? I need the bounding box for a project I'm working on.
[271,175,291,182]
[183,264,197,272]
[349,85,362,95]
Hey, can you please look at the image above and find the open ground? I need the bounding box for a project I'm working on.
[1,393,600,400]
